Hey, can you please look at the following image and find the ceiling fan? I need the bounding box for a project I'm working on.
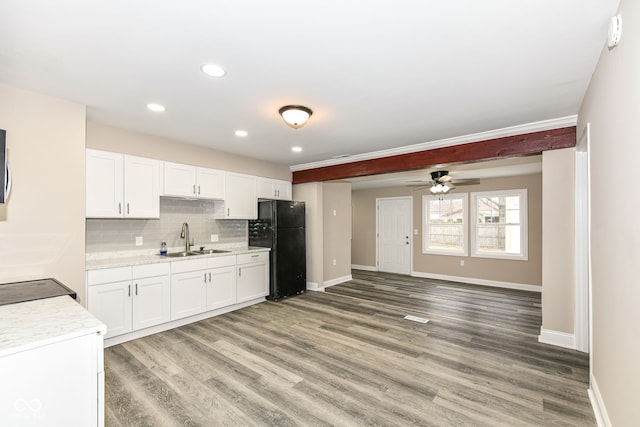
[405,170,479,193]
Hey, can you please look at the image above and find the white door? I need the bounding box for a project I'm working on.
[575,124,591,353]
[377,197,412,275]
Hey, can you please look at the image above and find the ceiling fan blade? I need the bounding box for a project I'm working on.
[451,179,480,186]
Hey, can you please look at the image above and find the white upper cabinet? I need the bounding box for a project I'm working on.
[125,155,160,218]
[162,162,225,200]
[215,172,257,219]
[257,177,292,200]
[86,149,159,218]
[86,150,124,218]
[162,162,197,198]
[196,167,225,199]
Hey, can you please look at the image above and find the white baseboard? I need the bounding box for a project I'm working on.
[538,328,576,350]
[589,373,612,427]
[324,275,352,288]
[306,281,320,291]
[411,271,542,293]
[351,264,377,271]
[308,275,353,291]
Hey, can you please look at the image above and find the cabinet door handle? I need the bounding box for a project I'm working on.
[227,208,230,217]
[238,267,242,277]
[208,272,211,282]
[198,185,201,195]
[204,273,207,283]
[127,203,130,214]
[119,203,122,214]
[251,254,259,258]
[128,284,131,297]
[135,283,138,295]
[193,184,196,195]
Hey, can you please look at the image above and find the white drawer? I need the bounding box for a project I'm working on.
[87,266,131,286]
[132,262,170,279]
[237,251,268,264]
[207,254,236,269]
[170,258,208,274]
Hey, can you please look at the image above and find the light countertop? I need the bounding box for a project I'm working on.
[86,246,270,270]
[0,296,107,357]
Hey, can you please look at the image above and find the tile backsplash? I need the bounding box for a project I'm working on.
[86,198,247,255]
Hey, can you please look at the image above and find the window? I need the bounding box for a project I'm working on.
[422,194,468,256]
[471,189,528,260]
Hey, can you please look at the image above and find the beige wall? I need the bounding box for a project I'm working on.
[541,148,575,334]
[578,0,640,424]
[294,181,352,288]
[352,173,542,286]
[322,183,352,282]
[86,121,291,181]
[0,85,87,302]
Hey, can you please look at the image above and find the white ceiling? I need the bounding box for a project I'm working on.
[0,0,619,169]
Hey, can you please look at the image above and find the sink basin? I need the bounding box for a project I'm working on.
[164,251,201,257]
[192,249,231,254]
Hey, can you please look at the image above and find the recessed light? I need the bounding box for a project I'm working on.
[146,103,165,113]
[201,63,226,78]
[234,130,248,137]
[292,146,302,153]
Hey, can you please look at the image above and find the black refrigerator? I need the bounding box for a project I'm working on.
[249,200,306,300]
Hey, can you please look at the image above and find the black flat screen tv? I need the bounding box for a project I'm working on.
[0,129,6,204]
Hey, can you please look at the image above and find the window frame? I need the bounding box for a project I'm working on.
[470,189,528,260]
[422,193,468,256]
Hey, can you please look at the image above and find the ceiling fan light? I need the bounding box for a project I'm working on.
[430,185,438,194]
[279,105,313,129]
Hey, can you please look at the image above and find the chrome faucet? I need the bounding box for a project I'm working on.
[180,222,190,253]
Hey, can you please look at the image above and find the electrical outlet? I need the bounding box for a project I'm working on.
[333,209,337,216]
[414,229,419,235]
[460,260,465,267]
[135,236,143,246]
[332,259,337,266]
[210,234,219,242]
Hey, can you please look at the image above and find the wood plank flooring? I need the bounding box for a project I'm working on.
[104,270,594,426]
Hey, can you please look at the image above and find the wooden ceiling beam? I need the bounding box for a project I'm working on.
[292,126,576,184]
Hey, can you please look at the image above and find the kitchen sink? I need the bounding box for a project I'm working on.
[192,249,231,254]
[164,251,201,257]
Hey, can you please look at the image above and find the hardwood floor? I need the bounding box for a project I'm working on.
[104,270,594,426]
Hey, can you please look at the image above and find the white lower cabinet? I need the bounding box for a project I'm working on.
[87,250,270,343]
[132,265,171,330]
[170,269,208,320]
[88,279,133,338]
[237,252,269,303]
[207,256,237,310]
[170,255,238,319]
[87,264,170,338]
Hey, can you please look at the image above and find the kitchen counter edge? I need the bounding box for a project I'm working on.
[85,246,270,270]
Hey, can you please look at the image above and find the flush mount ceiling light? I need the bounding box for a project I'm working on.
[146,103,166,113]
[279,105,313,129]
[201,63,226,78]
[291,146,302,153]
[234,130,248,137]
